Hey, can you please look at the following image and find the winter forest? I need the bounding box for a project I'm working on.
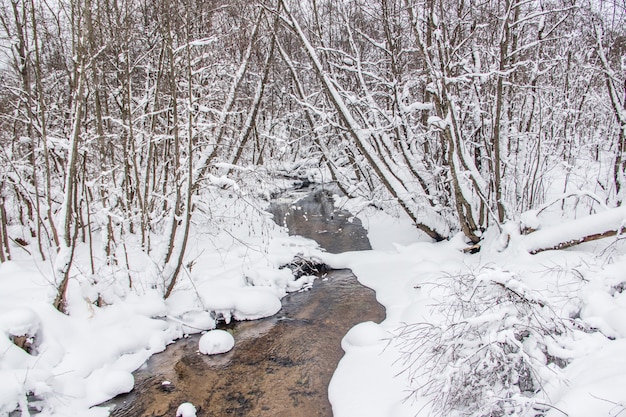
[1,0,626,416]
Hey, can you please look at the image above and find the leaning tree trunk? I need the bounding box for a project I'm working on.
[278,0,445,241]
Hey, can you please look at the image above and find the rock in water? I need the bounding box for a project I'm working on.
[198,329,235,355]
[176,402,197,417]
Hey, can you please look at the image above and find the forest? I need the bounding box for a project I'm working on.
[1,0,625,416]
[0,0,624,310]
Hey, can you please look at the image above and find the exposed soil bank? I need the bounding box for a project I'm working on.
[106,187,384,417]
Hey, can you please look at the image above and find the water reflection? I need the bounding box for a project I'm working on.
[270,187,371,254]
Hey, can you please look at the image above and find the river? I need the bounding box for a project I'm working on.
[106,186,385,417]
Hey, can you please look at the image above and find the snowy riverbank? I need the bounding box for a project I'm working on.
[0,188,322,417]
[2,188,626,417]
[327,199,626,417]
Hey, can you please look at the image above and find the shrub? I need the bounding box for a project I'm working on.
[394,268,568,417]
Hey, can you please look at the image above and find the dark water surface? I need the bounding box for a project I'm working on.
[106,187,384,417]
[269,187,372,253]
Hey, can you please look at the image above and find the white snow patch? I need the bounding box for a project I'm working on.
[0,307,40,337]
[176,402,197,417]
[84,369,134,405]
[198,330,235,355]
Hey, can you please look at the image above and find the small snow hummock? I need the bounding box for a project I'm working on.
[340,321,389,352]
[0,307,40,339]
[91,369,135,400]
[176,402,197,417]
[198,330,235,355]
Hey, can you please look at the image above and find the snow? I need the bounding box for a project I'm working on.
[84,369,134,405]
[198,330,235,355]
[545,338,626,417]
[340,321,389,350]
[400,101,434,112]
[324,204,626,417]
[521,205,626,253]
[329,326,407,417]
[0,191,320,416]
[2,187,626,417]
[176,402,197,417]
[0,307,40,338]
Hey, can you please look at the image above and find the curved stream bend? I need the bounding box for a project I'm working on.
[106,186,385,417]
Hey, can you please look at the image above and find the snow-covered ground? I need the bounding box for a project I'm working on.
[2,188,626,417]
[0,189,321,417]
[327,198,626,417]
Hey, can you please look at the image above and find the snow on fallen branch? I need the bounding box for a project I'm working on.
[523,206,626,254]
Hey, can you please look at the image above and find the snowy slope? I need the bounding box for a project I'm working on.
[326,205,626,417]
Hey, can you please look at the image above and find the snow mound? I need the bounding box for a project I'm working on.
[198,330,235,355]
[233,288,282,321]
[341,321,389,351]
[0,307,40,337]
[201,287,282,323]
[86,369,134,404]
[176,402,197,417]
[179,311,217,334]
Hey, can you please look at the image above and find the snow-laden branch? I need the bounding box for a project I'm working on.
[279,0,446,240]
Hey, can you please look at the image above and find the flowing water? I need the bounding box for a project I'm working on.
[106,186,385,417]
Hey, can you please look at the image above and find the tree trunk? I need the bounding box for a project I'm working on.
[53,5,87,313]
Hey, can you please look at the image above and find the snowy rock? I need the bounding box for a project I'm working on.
[198,330,235,355]
[520,209,541,231]
[0,308,41,354]
[176,402,197,417]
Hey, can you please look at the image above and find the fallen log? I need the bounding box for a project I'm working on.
[530,227,626,254]
[523,206,626,254]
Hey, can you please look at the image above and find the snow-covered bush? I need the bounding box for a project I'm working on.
[395,268,568,417]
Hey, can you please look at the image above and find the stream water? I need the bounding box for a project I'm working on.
[106,186,385,417]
